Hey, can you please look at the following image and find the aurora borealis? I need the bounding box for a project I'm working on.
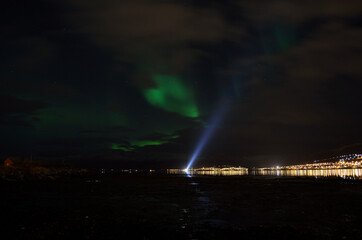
[143,75,198,118]
[1,0,362,168]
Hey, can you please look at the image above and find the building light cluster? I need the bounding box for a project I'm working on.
[313,154,362,163]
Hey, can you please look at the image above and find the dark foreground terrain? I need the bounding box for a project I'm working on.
[1,174,361,239]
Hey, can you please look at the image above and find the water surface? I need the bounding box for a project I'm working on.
[168,168,362,179]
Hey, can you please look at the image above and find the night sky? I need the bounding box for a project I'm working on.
[1,0,362,168]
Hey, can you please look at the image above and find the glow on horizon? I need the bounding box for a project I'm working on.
[186,103,228,171]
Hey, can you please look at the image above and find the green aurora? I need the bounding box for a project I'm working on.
[112,134,180,151]
[143,75,199,118]
[260,24,296,55]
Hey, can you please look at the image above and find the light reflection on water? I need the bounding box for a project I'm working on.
[252,169,362,179]
[168,169,248,176]
[191,170,248,176]
[168,168,362,179]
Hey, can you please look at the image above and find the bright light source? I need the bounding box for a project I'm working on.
[186,103,228,170]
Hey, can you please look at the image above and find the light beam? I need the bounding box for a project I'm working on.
[186,103,228,171]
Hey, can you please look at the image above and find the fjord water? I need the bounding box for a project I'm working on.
[169,168,362,179]
[2,173,362,239]
[252,168,362,179]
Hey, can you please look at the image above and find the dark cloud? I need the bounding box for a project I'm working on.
[240,0,362,25]
[0,95,49,126]
[79,126,135,135]
[231,21,362,126]
[65,0,242,73]
[1,0,362,167]
[138,132,178,142]
[39,136,118,147]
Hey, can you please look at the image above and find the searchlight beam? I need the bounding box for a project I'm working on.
[186,104,228,171]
